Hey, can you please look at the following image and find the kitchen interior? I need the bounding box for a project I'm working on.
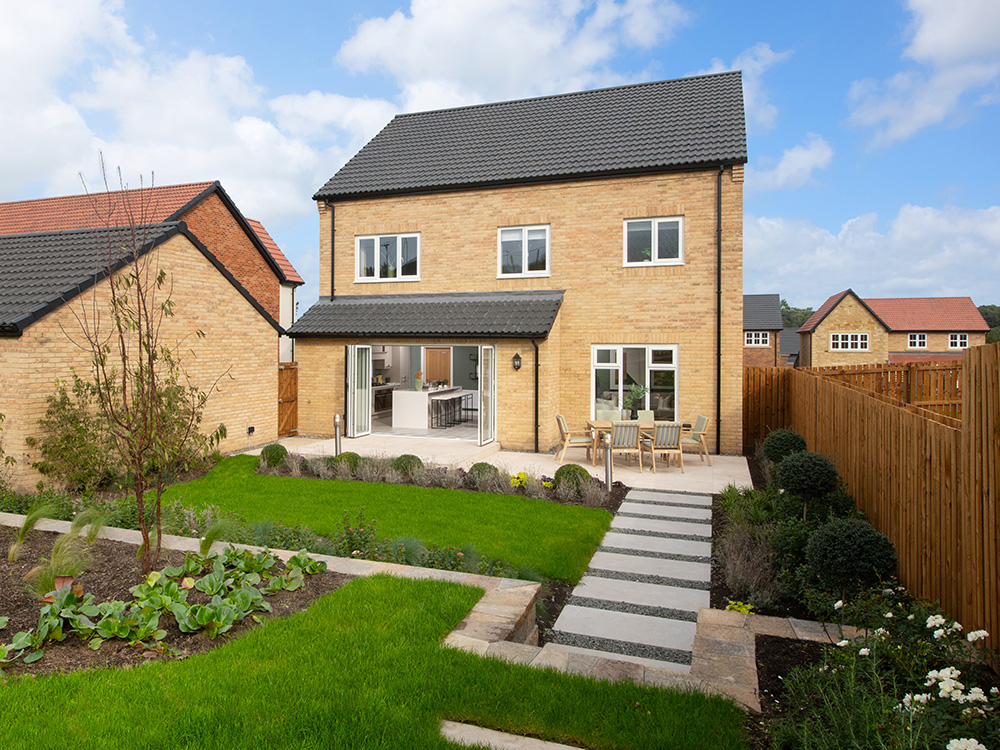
[371,344,480,439]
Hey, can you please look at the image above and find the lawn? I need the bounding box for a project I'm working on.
[162,456,610,583]
[0,575,747,749]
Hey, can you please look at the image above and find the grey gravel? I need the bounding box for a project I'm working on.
[588,567,711,591]
[549,631,693,666]
[566,595,698,622]
[599,546,710,564]
[607,527,711,542]
[616,510,712,525]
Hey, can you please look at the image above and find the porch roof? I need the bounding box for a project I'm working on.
[288,290,564,339]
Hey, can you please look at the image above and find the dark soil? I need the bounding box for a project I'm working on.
[0,527,351,679]
[535,580,574,645]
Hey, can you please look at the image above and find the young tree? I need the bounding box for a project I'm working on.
[63,162,226,573]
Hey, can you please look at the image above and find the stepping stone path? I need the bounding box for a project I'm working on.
[549,489,712,672]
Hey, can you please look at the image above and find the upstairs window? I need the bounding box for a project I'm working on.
[908,333,927,349]
[624,217,684,266]
[498,225,549,277]
[949,333,969,349]
[357,233,419,282]
[745,332,770,347]
[830,332,869,351]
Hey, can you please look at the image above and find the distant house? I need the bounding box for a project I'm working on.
[797,289,988,368]
[743,294,784,366]
[0,182,303,490]
[780,327,800,367]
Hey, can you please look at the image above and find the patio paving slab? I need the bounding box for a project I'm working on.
[598,532,711,557]
[553,605,697,652]
[589,551,710,583]
[610,516,713,538]
[618,501,711,520]
[573,576,709,612]
[543,643,692,674]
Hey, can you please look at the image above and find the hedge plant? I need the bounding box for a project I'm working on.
[762,428,807,464]
[806,517,898,596]
[259,444,288,468]
[390,454,423,477]
[773,451,839,500]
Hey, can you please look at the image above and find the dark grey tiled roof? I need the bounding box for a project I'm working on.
[743,294,783,331]
[315,72,746,200]
[781,327,800,357]
[289,290,564,339]
[0,223,181,334]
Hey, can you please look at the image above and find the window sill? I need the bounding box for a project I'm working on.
[497,272,551,279]
[623,260,684,268]
[355,277,421,284]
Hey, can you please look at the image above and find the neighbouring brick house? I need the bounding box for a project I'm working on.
[0,183,303,490]
[290,72,747,454]
[797,289,989,368]
[743,294,784,367]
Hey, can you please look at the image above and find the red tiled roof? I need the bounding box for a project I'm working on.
[866,297,988,332]
[246,219,304,285]
[798,289,852,333]
[0,182,215,235]
[888,353,964,364]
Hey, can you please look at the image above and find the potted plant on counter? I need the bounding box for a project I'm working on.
[413,371,423,391]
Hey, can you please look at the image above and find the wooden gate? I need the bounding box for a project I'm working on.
[278,362,298,437]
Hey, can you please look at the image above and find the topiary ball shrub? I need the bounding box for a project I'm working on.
[260,443,288,468]
[806,517,898,594]
[467,462,501,484]
[326,451,361,474]
[762,428,807,464]
[554,463,591,492]
[773,451,839,500]
[391,454,424,477]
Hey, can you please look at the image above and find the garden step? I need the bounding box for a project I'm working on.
[552,605,697,654]
[589,551,710,584]
[625,490,712,507]
[542,642,692,674]
[618,501,711,521]
[573,575,709,613]
[599,531,711,557]
[611,516,712,538]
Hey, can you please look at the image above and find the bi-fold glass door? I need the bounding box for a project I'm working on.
[346,344,372,437]
[478,345,496,446]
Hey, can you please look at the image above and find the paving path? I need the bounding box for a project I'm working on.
[549,489,713,673]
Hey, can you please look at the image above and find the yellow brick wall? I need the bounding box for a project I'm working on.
[0,233,278,491]
[887,331,987,353]
[309,168,743,453]
[809,296,888,367]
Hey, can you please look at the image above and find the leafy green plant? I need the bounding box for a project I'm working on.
[259,443,288,468]
[194,560,235,596]
[171,598,241,639]
[8,501,55,562]
[553,463,591,492]
[762,428,807,464]
[773,450,840,500]
[287,549,327,576]
[725,600,755,613]
[621,382,649,411]
[327,451,361,474]
[391,454,423,476]
[23,533,92,600]
[806,517,898,597]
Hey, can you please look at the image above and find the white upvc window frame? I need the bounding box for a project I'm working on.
[623,216,684,267]
[590,344,679,419]
[949,333,969,349]
[745,331,770,347]
[908,333,927,349]
[830,332,869,351]
[497,224,550,278]
[355,233,420,283]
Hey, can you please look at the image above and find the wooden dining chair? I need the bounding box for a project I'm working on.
[609,421,642,470]
[641,422,683,474]
[681,414,712,465]
[555,414,592,464]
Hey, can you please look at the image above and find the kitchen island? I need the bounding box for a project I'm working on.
[391,386,463,430]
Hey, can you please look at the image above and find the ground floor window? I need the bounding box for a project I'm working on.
[592,345,678,420]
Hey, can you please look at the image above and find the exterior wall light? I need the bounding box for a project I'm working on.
[512,353,522,371]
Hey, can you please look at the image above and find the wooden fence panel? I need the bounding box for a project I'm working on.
[745,346,1000,656]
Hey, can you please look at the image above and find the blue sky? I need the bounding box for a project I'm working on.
[1,0,998,312]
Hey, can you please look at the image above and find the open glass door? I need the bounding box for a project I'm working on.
[346,345,372,437]
[478,345,496,445]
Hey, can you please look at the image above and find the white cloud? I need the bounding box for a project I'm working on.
[695,43,793,132]
[745,205,1000,306]
[848,0,1000,147]
[337,0,690,112]
[748,134,833,192]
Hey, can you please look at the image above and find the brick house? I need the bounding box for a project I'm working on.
[0,183,302,490]
[743,294,784,367]
[797,289,989,368]
[290,72,747,454]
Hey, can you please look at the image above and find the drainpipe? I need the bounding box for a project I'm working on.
[715,164,723,455]
[532,338,539,453]
[324,199,335,299]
